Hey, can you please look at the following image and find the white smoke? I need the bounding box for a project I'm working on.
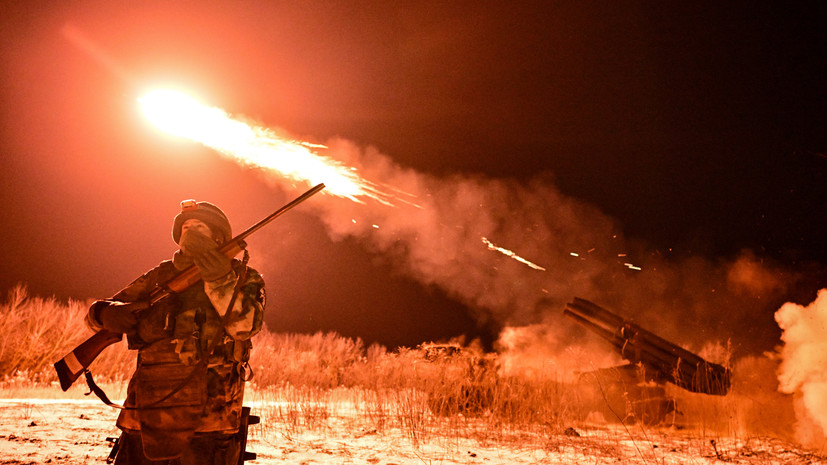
[776,289,827,447]
[308,138,622,326]
[230,119,817,444]
[274,136,792,360]
[153,94,799,361]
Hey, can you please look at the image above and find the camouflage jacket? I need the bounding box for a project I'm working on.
[86,259,265,437]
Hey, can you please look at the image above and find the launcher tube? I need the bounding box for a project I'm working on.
[564,298,731,396]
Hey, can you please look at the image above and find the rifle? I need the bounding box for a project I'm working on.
[54,183,326,391]
[564,297,731,396]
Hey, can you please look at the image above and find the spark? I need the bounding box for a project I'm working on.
[481,237,546,271]
[624,263,642,271]
[300,142,328,149]
[138,89,399,205]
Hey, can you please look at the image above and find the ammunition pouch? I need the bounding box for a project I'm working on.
[220,338,254,381]
[219,338,252,364]
[128,297,178,350]
[168,306,252,367]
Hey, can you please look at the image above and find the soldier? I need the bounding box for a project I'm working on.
[85,200,265,464]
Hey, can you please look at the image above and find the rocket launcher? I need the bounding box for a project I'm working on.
[53,183,325,391]
[564,297,731,396]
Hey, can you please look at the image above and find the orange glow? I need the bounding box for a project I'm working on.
[138,89,392,204]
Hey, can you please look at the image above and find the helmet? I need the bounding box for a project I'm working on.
[172,200,232,244]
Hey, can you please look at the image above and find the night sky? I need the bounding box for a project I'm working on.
[1,2,825,355]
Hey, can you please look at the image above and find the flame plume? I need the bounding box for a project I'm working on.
[139,89,395,204]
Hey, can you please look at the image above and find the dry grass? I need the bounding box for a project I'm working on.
[1,284,823,461]
[0,285,133,388]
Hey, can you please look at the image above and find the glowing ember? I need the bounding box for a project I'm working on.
[481,237,546,271]
[138,89,393,204]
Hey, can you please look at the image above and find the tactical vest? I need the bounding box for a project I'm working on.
[126,260,252,366]
[116,259,259,457]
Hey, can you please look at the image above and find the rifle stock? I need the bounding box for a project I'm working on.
[54,183,325,391]
[54,329,123,391]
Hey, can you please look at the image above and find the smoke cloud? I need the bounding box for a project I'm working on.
[156,92,822,445]
[147,92,809,365]
[215,119,827,443]
[776,289,827,447]
[255,136,803,363]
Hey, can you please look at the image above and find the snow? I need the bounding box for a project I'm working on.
[1,396,823,464]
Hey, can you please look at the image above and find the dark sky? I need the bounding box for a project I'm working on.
[1,2,825,354]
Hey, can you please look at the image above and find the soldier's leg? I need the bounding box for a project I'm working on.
[179,432,240,465]
[113,431,178,465]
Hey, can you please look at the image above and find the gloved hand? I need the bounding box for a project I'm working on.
[179,230,220,257]
[93,300,145,333]
[193,248,233,282]
[180,230,232,282]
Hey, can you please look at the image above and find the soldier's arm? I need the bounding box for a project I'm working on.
[84,270,154,332]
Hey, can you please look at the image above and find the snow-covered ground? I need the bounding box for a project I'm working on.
[1,397,823,465]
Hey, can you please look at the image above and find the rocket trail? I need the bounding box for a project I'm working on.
[62,25,387,205]
[481,237,547,271]
[139,89,400,205]
[140,89,559,275]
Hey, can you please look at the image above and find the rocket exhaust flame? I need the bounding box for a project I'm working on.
[139,89,549,274]
[139,89,397,205]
